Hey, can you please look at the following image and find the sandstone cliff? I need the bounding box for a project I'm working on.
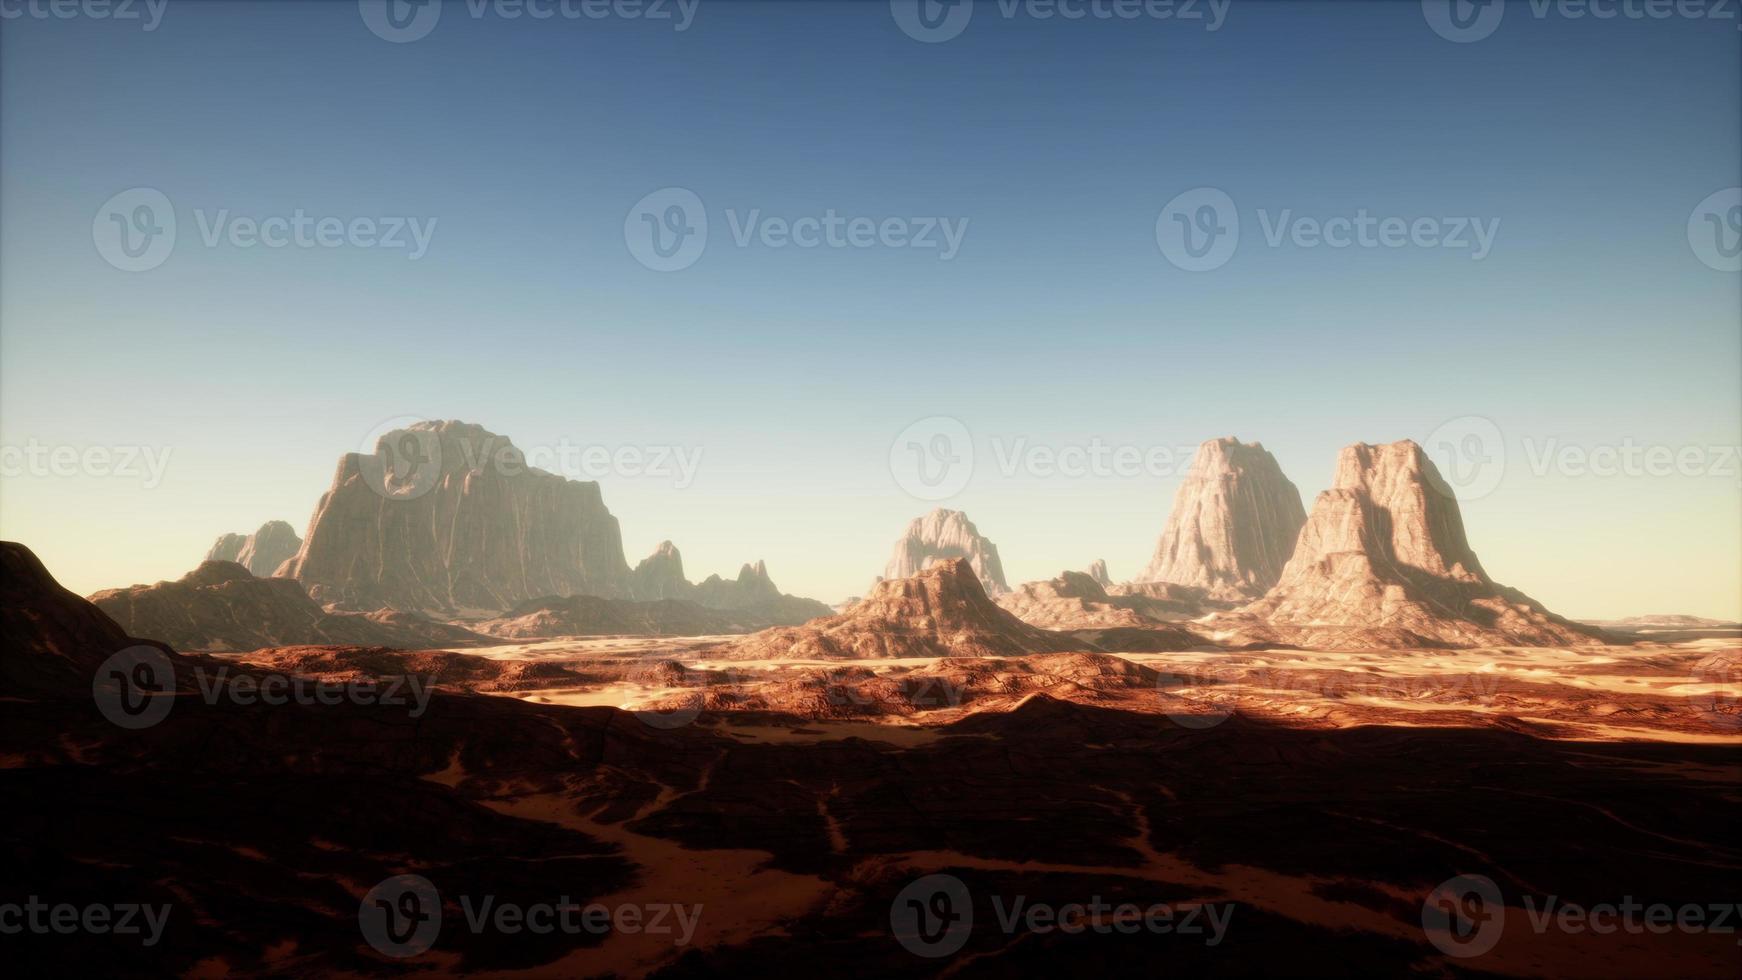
[205,520,301,577]
[883,508,1009,596]
[279,420,633,611]
[1138,437,1306,600]
[1233,440,1611,648]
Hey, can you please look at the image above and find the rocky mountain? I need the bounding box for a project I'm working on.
[629,540,689,599]
[998,570,1214,631]
[90,561,490,653]
[1234,440,1610,648]
[883,508,1009,596]
[205,520,302,577]
[709,558,1083,660]
[1138,438,1306,600]
[1086,559,1111,588]
[279,420,634,611]
[625,542,831,623]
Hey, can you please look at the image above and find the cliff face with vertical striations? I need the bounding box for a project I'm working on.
[883,509,1010,596]
[1138,437,1306,600]
[205,520,302,578]
[278,420,633,612]
[1234,440,1610,647]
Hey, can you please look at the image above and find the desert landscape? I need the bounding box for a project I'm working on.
[3,420,1737,977]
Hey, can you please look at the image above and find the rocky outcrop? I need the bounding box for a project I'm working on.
[1086,559,1111,588]
[883,508,1009,596]
[1138,438,1306,600]
[709,558,1083,660]
[279,420,634,611]
[90,561,490,653]
[626,542,831,623]
[1,541,175,695]
[630,540,689,600]
[204,520,301,577]
[1234,440,1611,648]
[474,593,817,639]
[999,570,1215,631]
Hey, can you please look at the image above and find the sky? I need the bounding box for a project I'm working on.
[2,0,1739,618]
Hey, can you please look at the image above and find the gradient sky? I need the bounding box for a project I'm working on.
[2,0,1738,618]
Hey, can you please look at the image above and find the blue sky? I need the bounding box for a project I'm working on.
[2,1,1738,617]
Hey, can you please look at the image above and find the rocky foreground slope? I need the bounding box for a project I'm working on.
[1138,437,1307,599]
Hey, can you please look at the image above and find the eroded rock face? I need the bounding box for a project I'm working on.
[710,558,1081,660]
[278,420,634,612]
[89,561,490,653]
[1235,440,1608,647]
[628,542,832,623]
[630,540,689,600]
[1138,437,1306,600]
[1086,559,1111,588]
[474,593,815,639]
[998,570,1214,630]
[205,521,302,578]
[883,509,1009,596]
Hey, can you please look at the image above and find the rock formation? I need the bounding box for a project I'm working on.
[1086,559,1112,588]
[204,520,302,577]
[1138,438,1307,600]
[474,593,821,639]
[625,542,831,623]
[90,561,490,652]
[630,540,689,599]
[1,541,175,695]
[279,420,635,611]
[709,558,1083,660]
[999,570,1214,631]
[883,508,1009,596]
[1235,440,1610,647]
